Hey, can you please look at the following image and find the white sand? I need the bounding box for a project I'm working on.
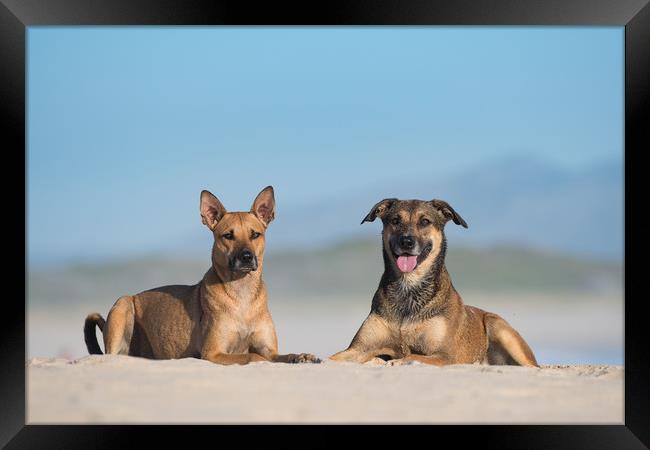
[27,355,623,424]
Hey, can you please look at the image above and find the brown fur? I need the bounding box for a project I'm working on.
[84,186,320,365]
[330,198,538,367]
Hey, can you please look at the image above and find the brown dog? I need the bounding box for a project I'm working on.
[330,198,538,367]
[84,186,320,365]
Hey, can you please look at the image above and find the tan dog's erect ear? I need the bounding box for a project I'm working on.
[200,190,227,230]
[251,186,275,227]
[361,198,398,224]
[430,199,468,228]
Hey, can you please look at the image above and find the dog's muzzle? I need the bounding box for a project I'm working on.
[229,248,258,273]
[390,237,432,273]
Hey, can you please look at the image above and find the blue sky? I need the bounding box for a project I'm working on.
[27,27,623,265]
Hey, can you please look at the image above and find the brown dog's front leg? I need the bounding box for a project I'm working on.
[203,352,268,365]
[387,354,450,366]
[329,348,388,363]
[329,313,396,363]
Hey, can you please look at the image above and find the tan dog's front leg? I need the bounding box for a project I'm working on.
[203,351,268,365]
[387,354,450,366]
[250,319,321,364]
[201,323,268,365]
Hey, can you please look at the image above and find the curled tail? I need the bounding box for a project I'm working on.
[84,313,106,354]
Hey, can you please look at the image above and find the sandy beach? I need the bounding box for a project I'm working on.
[27,355,623,424]
[27,292,623,424]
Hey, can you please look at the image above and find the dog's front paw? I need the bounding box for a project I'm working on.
[365,357,389,366]
[288,353,321,364]
[387,358,421,366]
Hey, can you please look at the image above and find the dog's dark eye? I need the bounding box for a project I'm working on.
[251,231,261,239]
[391,217,400,225]
[222,231,234,240]
[420,218,431,226]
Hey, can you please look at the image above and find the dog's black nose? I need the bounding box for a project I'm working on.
[399,235,415,250]
[239,249,254,263]
[230,248,258,272]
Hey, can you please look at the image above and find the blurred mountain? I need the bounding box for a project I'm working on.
[423,155,623,260]
[28,238,622,308]
[29,155,617,271]
[166,155,623,262]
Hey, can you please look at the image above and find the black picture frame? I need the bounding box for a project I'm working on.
[2,0,648,448]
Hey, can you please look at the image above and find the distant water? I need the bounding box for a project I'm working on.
[534,348,623,366]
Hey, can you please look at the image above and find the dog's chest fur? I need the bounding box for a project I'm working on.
[384,277,439,319]
[379,276,451,357]
[224,293,267,353]
[393,316,449,357]
[201,272,265,354]
[379,265,448,318]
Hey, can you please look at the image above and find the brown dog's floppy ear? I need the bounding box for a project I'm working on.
[361,198,398,224]
[430,199,468,228]
[251,186,275,227]
[200,190,227,230]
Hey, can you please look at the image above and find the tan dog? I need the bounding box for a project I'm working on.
[330,198,538,367]
[84,186,320,365]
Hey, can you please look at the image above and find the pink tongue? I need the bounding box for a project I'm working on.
[397,255,418,273]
